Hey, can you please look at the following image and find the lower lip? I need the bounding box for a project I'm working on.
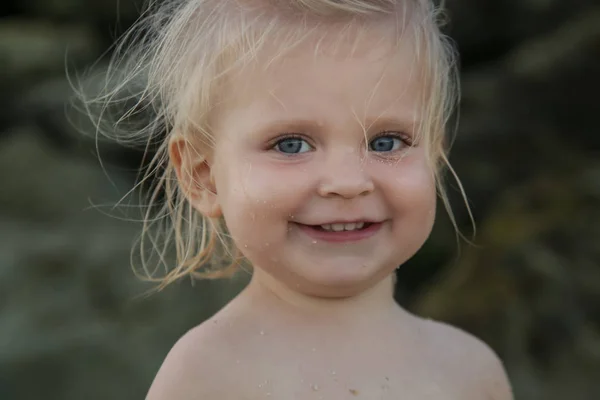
[295,222,383,243]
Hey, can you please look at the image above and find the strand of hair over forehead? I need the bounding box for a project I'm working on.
[81,0,465,290]
[263,0,395,14]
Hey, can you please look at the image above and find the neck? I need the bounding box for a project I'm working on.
[238,270,402,328]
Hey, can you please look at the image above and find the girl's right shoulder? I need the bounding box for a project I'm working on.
[145,320,233,400]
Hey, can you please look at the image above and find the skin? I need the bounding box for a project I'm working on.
[147,25,514,400]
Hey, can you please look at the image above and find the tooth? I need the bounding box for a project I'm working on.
[356,222,365,229]
[321,224,331,231]
[331,223,345,232]
[344,223,356,231]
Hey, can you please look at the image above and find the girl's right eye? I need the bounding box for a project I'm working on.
[273,137,312,154]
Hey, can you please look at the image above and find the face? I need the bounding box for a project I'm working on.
[206,27,437,298]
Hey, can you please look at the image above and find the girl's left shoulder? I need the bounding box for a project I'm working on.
[419,318,514,400]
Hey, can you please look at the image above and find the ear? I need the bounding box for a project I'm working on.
[169,135,223,218]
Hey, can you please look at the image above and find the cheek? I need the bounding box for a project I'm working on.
[212,160,307,251]
[381,159,437,216]
[217,157,312,215]
[382,162,437,260]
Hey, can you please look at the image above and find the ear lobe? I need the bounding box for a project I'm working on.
[169,136,223,218]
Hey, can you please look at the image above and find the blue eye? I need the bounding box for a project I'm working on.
[369,135,404,152]
[274,137,312,154]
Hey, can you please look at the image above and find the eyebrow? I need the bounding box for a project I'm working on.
[251,114,419,137]
[251,118,325,136]
[363,115,419,136]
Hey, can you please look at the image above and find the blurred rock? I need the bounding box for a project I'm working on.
[12,0,140,24]
[0,127,127,222]
[443,6,600,225]
[7,74,149,176]
[0,131,246,400]
[0,19,99,84]
[445,0,599,68]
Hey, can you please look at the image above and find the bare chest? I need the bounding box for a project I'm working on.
[226,349,465,400]
[206,310,476,400]
[240,374,459,399]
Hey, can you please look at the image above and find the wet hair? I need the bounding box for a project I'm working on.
[79,0,465,290]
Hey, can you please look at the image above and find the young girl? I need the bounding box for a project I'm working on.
[90,0,513,398]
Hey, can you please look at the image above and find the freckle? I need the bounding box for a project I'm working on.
[349,389,359,395]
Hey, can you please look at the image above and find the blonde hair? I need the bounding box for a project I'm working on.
[80,0,466,290]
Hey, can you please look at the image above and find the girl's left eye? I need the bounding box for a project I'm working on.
[273,137,312,154]
[369,135,405,152]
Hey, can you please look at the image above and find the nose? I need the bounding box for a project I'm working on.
[317,149,375,199]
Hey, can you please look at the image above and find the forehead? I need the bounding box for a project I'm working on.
[216,25,424,126]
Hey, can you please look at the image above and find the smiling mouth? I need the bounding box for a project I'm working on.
[293,221,382,243]
[315,222,373,232]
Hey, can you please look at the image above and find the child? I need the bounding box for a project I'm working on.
[91,0,514,398]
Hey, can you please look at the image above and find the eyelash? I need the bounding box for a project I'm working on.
[268,133,313,150]
[370,131,413,147]
[268,131,413,153]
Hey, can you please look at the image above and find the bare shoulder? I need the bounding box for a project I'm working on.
[419,318,514,400]
[145,319,233,400]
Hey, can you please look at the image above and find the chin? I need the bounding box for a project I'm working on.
[288,263,391,298]
[296,277,384,299]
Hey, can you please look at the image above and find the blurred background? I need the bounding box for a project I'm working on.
[0,0,598,399]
